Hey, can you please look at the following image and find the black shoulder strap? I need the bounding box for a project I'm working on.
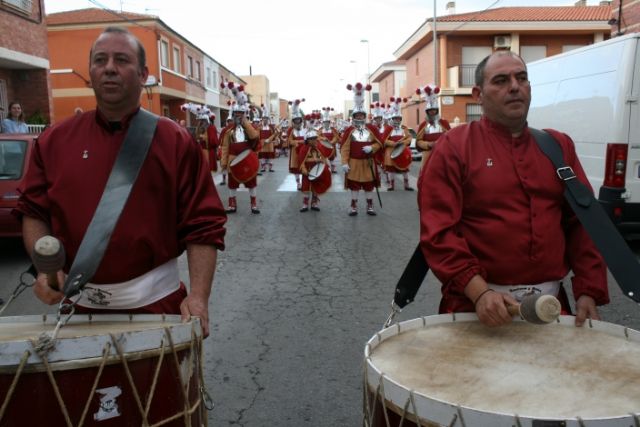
[530,128,640,303]
[63,109,159,297]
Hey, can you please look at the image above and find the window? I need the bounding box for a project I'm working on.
[461,46,492,86]
[562,45,585,53]
[206,67,211,86]
[520,46,547,64]
[187,56,193,77]
[160,40,169,68]
[212,71,217,87]
[172,47,181,73]
[0,79,7,120]
[466,104,482,122]
[2,0,32,13]
[196,61,201,81]
[416,58,419,75]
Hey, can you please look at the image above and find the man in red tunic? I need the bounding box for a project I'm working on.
[319,107,339,173]
[15,27,226,337]
[415,84,451,169]
[218,115,234,186]
[382,98,413,191]
[257,113,277,173]
[206,114,220,173]
[418,50,609,328]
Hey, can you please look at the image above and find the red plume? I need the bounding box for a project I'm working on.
[403,97,408,103]
[416,88,421,95]
[434,87,440,94]
[227,81,235,89]
[301,98,305,102]
[346,84,353,90]
[238,85,245,92]
[365,84,372,91]
[424,86,432,95]
[355,82,363,90]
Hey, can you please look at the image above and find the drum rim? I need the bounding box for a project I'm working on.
[0,314,201,367]
[230,148,252,166]
[364,314,640,426]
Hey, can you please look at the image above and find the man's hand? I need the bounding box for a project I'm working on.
[474,290,519,327]
[33,271,66,305]
[362,145,373,154]
[342,164,350,173]
[575,295,599,327]
[180,294,210,338]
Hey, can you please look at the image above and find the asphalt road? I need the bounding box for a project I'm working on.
[1,155,639,426]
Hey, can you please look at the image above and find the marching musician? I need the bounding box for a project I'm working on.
[218,114,235,186]
[286,99,305,191]
[319,107,339,174]
[416,84,451,168]
[299,128,330,212]
[382,97,414,191]
[341,82,382,216]
[219,83,261,214]
[258,108,277,173]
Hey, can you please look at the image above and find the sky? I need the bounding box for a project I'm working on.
[44,0,599,112]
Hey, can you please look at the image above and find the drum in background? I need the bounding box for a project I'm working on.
[390,144,412,170]
[0,315,206,427]
[308,163,332,194]
[316,139,335,159]
[364,314,640,427]
[229,148,259,183]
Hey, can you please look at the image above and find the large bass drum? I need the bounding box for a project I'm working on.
[364,313,640,427]
[0,314,207,427]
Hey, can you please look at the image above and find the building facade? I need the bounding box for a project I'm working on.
[0,0,52,124]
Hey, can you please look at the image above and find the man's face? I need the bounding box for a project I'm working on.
[374,116,383,125]
[90,32,148,115]
[293,118,302,128]
[353,112,366,126]
[472,53,531,130]
[392,117,402,127]
[233,111,244,124]
[426,109,438,120]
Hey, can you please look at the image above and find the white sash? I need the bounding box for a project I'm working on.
[76,258,180,310]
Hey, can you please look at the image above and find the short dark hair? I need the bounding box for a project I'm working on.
[474,51,526,87]
[90,26,146,71]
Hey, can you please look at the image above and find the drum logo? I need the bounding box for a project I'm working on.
[85,286,112,306]
[94,386,122,421]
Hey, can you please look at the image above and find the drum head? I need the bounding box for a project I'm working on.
[319,140,333,149]
[390,144,405,158]
[230,148,251,166]
[308,163,326,180]
[365,314,640,426]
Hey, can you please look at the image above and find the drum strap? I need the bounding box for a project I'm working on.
[63,109,159,298]
[388,128,640,321]
[530,128,640,303]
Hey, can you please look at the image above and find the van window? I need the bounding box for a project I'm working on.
[0,140,27,180]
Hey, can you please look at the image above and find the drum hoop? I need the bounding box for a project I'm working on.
[365,314,640,427]
[0,314,200,367]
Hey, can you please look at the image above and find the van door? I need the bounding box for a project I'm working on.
[626,40,640,223]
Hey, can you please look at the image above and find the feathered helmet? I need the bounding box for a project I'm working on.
[370,102,385,119]
[279,118,289,128]
[388,97,407,118]
[289,98,305,120]
[346,82,372,116]
[221,81,248,113]
[416,84,441,111]
[180,102,212,122]
[321,107,333,122]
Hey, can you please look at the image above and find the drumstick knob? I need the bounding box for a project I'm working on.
[32,236,65,290]
[507,294,561,324]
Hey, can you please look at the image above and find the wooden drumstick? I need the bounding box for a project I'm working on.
[507,294,561,324]
[32,236,65,290]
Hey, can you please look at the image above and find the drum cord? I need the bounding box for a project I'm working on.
[0,267,37,316]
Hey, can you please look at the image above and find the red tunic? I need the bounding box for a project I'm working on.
[207,124,219,172]
[418,116,609,313]
[15,109,227,285]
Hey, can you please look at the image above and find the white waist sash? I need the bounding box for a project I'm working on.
[76,258,180,310]
[487,281,560,303]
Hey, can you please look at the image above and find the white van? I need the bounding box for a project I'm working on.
[527,34,640,240]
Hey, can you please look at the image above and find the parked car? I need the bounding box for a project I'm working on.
[408,128,421,161]
[0,134,36,238]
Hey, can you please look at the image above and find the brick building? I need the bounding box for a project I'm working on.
[390,2,612,128]
[0,0,52,124]
[46,8,244,125]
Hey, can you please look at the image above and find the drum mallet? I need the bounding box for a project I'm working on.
[32,235,66,290]
[507,294,561,324]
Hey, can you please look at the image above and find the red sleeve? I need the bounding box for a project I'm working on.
[545,129,609,305]
[207,125,219,147]
[14,130,52,224]
[418,128,487,295]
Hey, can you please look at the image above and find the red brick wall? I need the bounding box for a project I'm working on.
[11,69,51,121]
[0,0,48,59]
[611,0,640,34]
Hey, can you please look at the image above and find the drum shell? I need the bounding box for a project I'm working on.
[0,315,204,427]
[308,163,332,194]
[230,149,259,183]
[390,145,412,170]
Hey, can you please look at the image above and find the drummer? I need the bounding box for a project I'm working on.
[319,107,339,174]
[286,99,306,191]
[299,128,330,212]
[219,92,261,214]
[14,26,226,337]
[418,50,609,327]
[382,97,414,191]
